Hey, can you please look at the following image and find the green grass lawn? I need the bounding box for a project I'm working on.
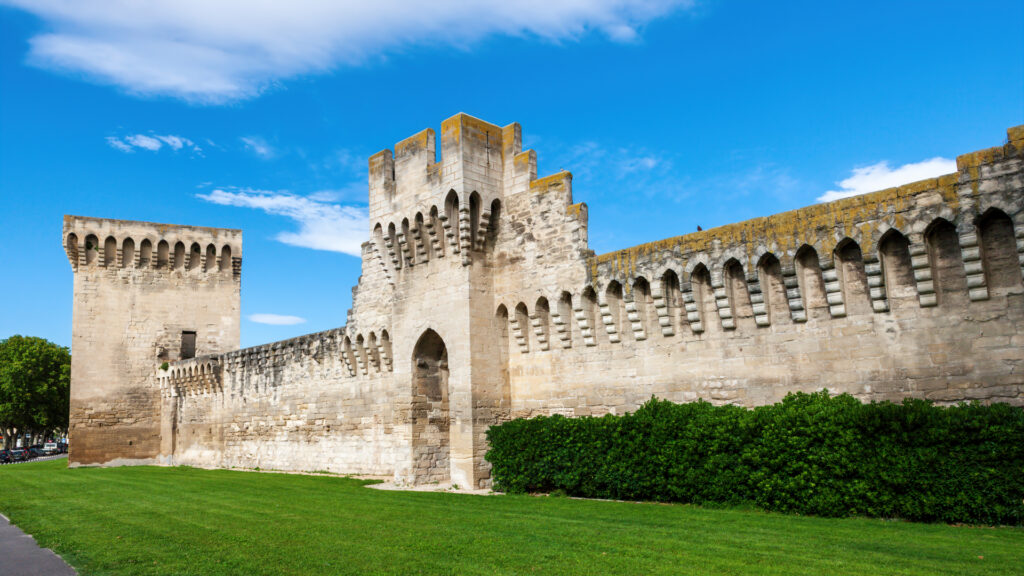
[1,459,1021,575]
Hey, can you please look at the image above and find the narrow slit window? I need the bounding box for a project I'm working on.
[181,331,197,360]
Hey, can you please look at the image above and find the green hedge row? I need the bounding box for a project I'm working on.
[485,392,1024,525]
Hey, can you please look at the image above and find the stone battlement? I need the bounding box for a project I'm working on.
[366,114,573,269]
[159,356,222,398]
[65,118,1024,488]
[161,325,396,395]
[63,215,242,277]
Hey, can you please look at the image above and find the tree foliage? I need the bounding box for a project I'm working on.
[0,335,71,448]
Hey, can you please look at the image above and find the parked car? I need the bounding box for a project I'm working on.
[10,449,29,462]
[0,450,11,463]
[28,446,46,458]
[43,442,59,455]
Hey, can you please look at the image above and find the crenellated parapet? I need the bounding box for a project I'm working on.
[163,326,396,400]
[159,356,222,398]
[497,124,1024,350]
[365,113,579,274]
[223,326,393,379]
[63,215,242,279]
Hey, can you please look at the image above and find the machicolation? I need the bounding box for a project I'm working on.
[65,115,1024,487]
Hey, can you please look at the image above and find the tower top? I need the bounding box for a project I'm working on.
[63,214,242,276]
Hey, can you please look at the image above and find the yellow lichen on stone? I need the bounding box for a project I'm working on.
[514,151,534,169]
[589,170,965,275]
[395,128,434,158]
[957,146,1006,171]
[530,171,572,194]
[1008,125,1024,147]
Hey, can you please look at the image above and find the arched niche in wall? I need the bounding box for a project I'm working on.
[469,192,481,248]
[834,239,871,316]
[220,245,232,273]
[535,296,551,350]
[661,270,682,335]
[173,242,186,269]
[103,236,117,267]
[514,302,530,353]
[977,208,1021,293]
[122,237,135,268]
[205,244,217,272]
[415,212,430,262]
[558,291,574,347]
[157,240,170,268]
[411,329,450,484]
[723,259,754,329]
[187,242,202,271]
[878,229,915,307]
[925,218,967,306]
[139,239,153,268]
[689,263,715,334]
[795,245,827,315]
[605,280,625,340]
[494,305,511,406]
[632,276,654,338]
[757,253,787,325]
[66,233,79,266]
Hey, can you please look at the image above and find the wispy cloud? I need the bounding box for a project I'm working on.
[707,162,800,201]
[817,157,956,202]
[552,139,696,200]
[107,133,203,154]
[556,141,671,188]
[106,137,134,153]
[2,0,695,103]
[197,187,367,256]
[549,140,806,209]
[241,136,275,159]
[249,313,306,325]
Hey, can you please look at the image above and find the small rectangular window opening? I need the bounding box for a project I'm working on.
[181,331,197,360]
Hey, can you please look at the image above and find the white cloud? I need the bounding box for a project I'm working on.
[107,133,202,154]
[105,137,133,152]
[559,141,667,179]
[817,157,956,202]
[2,0,694,103]
[249,313,306,325]
[125,134,163,151]
[156,134,191,150]
[197,187,367,256]
[241,136,275,159]
[552,140,691,200]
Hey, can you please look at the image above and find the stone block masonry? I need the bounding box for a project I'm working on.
[63,216,241,465]
[66,115,1024,487]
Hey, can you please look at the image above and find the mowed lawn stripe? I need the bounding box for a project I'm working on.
[0,460,1020,575]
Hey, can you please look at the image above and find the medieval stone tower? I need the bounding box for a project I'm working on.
[357,115,550,486]
[62,216,241,465]
[65,115,1024,488]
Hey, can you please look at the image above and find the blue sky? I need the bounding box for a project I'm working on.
[1,0,1021,349]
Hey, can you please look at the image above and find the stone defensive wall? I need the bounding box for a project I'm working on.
[157,327,402,475]
[492,126,1024,414]
[77,116,1023,485]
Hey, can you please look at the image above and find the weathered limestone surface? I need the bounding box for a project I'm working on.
[66,117,1024,487]
[63,216,241,465]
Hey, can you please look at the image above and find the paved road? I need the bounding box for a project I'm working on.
[0,455,77,576]
[0,514,76,576]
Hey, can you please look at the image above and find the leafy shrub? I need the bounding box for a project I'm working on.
[485,392,1024,525]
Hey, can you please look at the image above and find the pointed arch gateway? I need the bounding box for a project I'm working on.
[411,329,450,484]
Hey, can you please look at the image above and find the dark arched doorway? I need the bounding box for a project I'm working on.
[412,329,449,483]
